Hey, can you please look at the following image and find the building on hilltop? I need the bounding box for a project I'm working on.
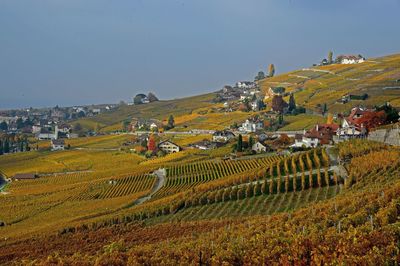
[236,81,256,90]
[336,55,365,64]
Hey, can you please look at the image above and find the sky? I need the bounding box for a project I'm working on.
[0,0,400,109]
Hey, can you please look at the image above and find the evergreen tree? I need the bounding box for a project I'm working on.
[237,134,243,152]
[288,93,296,112]
[3,139,9,153]
[0,121,7,131]
[255,71,265,81]
[322,103,328,115]
[248,136,254,152]
[328,51,333,64]
[167,115,175,129]
[268,64,275,77]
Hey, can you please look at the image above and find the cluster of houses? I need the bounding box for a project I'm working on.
[214,81,267,112]
[292,107,388,148]
[0,104,115,136]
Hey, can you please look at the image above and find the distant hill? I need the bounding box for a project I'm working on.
[75,53,400,132]
[259,53,400,114]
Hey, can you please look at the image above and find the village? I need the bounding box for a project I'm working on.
[0,53,399,158]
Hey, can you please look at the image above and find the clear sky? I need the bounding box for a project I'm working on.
[0,0,399,109]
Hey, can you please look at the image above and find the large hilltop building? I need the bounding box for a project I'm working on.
[337,55,365,64]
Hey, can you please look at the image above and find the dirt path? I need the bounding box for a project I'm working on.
[133,168,166,205]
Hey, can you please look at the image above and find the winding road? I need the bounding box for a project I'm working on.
[132,168,166,205]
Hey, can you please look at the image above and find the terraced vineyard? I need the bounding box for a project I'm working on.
[73,173,156,200]
[157,184,342,223]
[151,155,283,200]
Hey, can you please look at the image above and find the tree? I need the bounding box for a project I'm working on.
[271,96,288,114]
[237,134,243,152]
[16,118,24,129]
[288,93,296,112]
[255,71,265,81]
[248,136,254,152]
[167,115,175,129]
[322,103,328,115]
[148,92,159,102]
[147,134,157,152]
[268,64,275,77]
[328,51,333,64]
[122,120,130,131]
[134,94,147,105]
[327,113,334,125]
[0,122,8,131]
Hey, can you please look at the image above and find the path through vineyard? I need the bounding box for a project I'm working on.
[133,168,166,205]
[326,146,348,179]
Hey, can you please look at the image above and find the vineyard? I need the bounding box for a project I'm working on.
[1,138,400,265]
[151,155,283,200]
[1,139,399,265]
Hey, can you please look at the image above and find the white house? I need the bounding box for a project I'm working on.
[240,119,264,133]
[236,81,256,90]
[38,132,56,140]
[51,139,65,151]
[337,55,365,64]
[158,140,181,154]
[212,130,235,143]
[291,133,319,148]
[150,123,158,131]
[252,142,268,153]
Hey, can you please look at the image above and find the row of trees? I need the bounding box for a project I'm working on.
[0,135,30,155]
[254,64,275,81]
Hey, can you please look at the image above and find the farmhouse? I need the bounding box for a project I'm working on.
[337,55,365,64]
[212,130,235,143]
[13,173,38,180]
[336,107,385,139]
[252,141,268,153]
[158,140,181,154]
[292,124,339,148]
[51,139,65,151]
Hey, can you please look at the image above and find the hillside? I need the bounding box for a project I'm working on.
[76,53,400,132]
[259,53,400,113]
[0,140,399,264]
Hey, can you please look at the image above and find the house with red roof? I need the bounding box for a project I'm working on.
[292,123,339,148]
[336,107,386,140]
